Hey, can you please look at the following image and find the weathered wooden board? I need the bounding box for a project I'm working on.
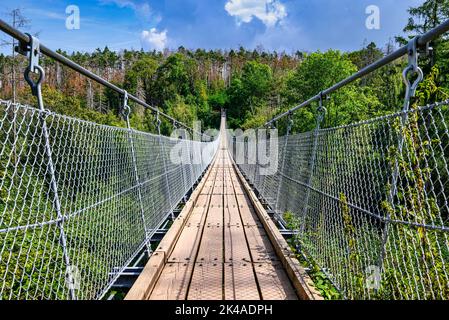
[224,195,241,226]
[224,226,251,263]
[149,263,192,300]
[197,224,223,263]
[187,263,223,300]
[237,203,262,227]
[245,225,278,263]
[195,194,210,208]
[224,263,260,300]
[254,262,298,300]
[168,225,203,263]
[205,205,223,225]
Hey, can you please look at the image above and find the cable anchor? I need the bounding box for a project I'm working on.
[23,34,45,100]
[402,36,424,111]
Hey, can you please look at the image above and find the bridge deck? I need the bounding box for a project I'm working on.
[125,117,320,300]
[148,149,296,300]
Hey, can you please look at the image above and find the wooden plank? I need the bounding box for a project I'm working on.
[224,226,251,263]
[149,263,192,300]
[205,206,223,225]
[197,224,223,263]
[188,207,208,226]
[168,225,203,263]
[224,263,260,300]
[213,183,223,195]
[195,195,210,208]
[245,225,279,263]
[236,199,262,227]
[125,251,165,300]
[126,156,217,300]
[254,262,298,300]
[224,185,235,194]
[201,185,214,195]
[224,195,241,226]
[232,160,323,300]
[187,263,223,300]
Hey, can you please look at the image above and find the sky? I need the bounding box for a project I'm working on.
[0,0,424,54]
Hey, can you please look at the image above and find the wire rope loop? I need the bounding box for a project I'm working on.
[121,90,131,121]
[155,111,162,134]
[316,92,327,124]
[402,64,424,99]
[24,33,44,98]
[402,36,425,109]
[24,65,45,97]
[287,113,294,133]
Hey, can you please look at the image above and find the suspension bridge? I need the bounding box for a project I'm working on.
[1,18,449,300]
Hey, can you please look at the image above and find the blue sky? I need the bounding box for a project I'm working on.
[1,0,424,54]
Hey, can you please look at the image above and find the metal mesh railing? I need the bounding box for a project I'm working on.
[0,99,218,300]
[228,100,449,299]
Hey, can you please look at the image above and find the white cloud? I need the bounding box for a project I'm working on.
[140,28,168,51]
[100,0,160,23]
[225,0,287,27]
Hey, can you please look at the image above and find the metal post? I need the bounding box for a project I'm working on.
[174,121,188,203]
[122,91,152,256]
[378,37,424,274]
[275,114,293,218]
[300,92,326,235]
[23,34,77,300]
[260,123,272,200]
[157,114,174,220]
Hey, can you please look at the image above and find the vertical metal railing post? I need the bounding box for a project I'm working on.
[260,124,272,201]
[122,91,152,257]
[275,114,293,218]
[175,122,188,202]
[300,92,326,235]
[378,37,424,275]
[157,114,174,220]
[23,34,77,300]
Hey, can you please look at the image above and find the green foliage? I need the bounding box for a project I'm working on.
[282,50,382,131]
[379,103,449,299]
[226,60,273,128]
[124,56,158,99]
[166,94,197,129]
[283,211,342,300]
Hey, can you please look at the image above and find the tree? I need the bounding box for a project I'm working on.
[226,60,273,127]
[284,50,381,131]
[151,53,196,109]
[124,56,158,101]
[402,0,449,36]
[397,0,449,86]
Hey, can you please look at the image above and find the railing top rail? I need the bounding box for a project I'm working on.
[0,19,205,137]
[264,19,449,127]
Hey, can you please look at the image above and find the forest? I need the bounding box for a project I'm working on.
[0,1,448,135]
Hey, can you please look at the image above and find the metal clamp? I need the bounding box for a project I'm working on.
[287,112,294,134]
[122,90,131,122]
[23,33,44,98]
[402,37,424,105]
[155,111,162,135]
[317,92,327,124]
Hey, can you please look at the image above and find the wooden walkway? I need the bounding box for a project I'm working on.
[126,117,321,301]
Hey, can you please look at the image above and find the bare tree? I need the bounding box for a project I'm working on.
[1,8,31,103]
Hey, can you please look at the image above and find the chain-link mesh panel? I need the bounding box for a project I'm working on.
[0,100,218,300]
[229,101,449,300]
